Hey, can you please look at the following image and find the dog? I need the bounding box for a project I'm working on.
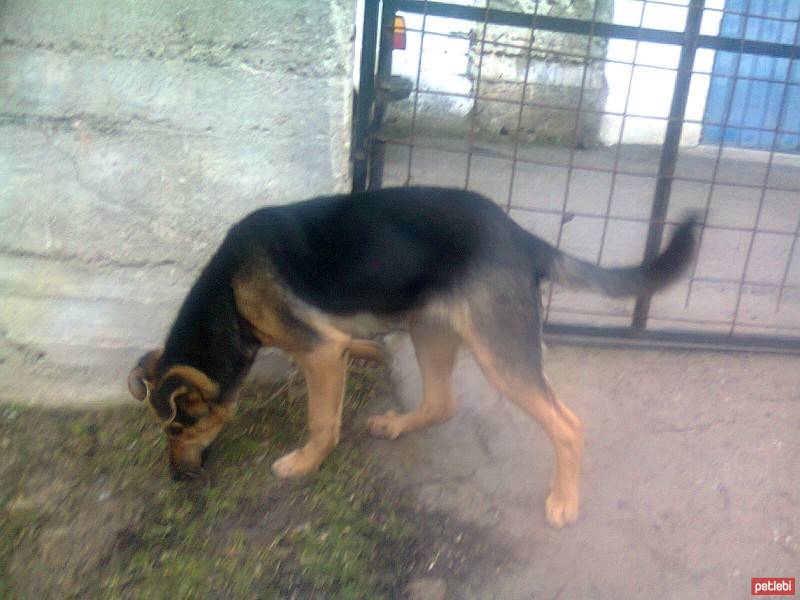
[128,186,696,528]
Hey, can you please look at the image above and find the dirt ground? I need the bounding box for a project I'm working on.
[366,336,800,599]
[2,343,797,599]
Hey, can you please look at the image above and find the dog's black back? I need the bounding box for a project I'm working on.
[232,186,694,314]
[160,186,695,395]
[234,186,542,315]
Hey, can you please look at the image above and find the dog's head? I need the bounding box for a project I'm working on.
[128,350,231,480]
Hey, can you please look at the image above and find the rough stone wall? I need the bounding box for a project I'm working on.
[472,0,612,147]
[0,0,355,404]
[384,0,611,147]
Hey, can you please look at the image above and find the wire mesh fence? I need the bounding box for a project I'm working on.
[353,0,800,351]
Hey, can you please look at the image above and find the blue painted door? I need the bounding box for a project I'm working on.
[702,0,800,152]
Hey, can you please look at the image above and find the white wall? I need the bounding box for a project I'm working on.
[600,0,724,145]
[391,14,474,118]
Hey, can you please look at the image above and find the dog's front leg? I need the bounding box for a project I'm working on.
[272,342,348,479]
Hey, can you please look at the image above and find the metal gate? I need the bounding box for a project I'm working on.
[352,0,800,353]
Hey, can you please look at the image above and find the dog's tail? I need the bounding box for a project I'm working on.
[537,215,699,297]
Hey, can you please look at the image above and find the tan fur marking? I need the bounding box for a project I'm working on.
[232,270,309,351]
[347,338,389,363]
[368,320,461,439]
[272,342,348,479]
[167,394,238,474]
[127,348,163,401]
[163,365,219,401]
[307,317,352,346]
[458,322,583,529]
[156,385,183,423]
[128,368,149,401]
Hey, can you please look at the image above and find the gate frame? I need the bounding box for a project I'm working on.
[352,0,800,354]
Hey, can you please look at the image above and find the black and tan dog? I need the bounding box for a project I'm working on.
[128,186,696,528]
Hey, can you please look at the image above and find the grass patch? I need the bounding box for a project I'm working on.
[0,363,448,599]
[0,507,45,597]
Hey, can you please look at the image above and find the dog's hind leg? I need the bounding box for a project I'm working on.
[367,320,461,440]
[465,328,583,527]
[272,341,348,479]
[347,338,389,363]
[455,277,584,528]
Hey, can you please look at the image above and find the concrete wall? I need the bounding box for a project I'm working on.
[599,0,724,146]
[0,0,356,404]
[472,0,611,147]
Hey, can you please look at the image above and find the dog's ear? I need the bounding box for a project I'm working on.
[127,349,163,401]
[151,375,182,423]
[128,368,149,402]
[151,366,219,424]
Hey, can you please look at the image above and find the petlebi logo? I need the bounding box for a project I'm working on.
[751,577,795,596]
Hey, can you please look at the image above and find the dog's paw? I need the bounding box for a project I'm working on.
[545,491,579,528]
[271,450,319,479]
[367,410,404,439]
